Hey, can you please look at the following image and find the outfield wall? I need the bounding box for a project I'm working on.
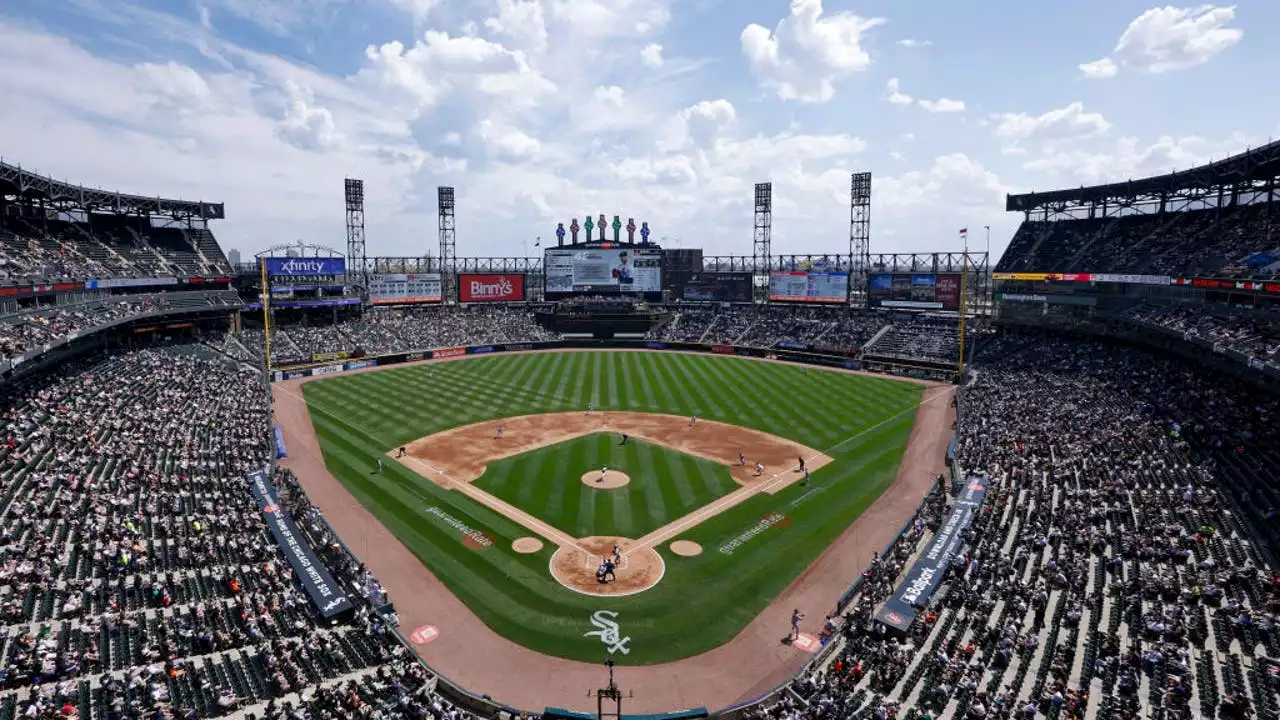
[271,339,867,382]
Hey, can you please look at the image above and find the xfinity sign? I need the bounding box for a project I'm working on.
[265,257,346,276]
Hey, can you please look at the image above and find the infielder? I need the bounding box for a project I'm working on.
[599,466,608,484]
[495,424,504,439]
[587,402,594,416]
[754,462,765,477]
[619,433,629,446]
[797,455,806,472]
[396,446,406,458]
[688,414,697,427]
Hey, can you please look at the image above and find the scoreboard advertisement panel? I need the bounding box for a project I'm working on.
[458,273,525,303]
[868,273,961,310]
[544,246,662,296]
[681,272,752,302]
[768,271,849,303]
[369,273,442,305]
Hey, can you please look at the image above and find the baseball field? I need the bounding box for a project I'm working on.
[292,351,927,665]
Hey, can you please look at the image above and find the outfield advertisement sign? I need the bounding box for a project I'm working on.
[369,274,442,305]
[459,273,525,303]
[875,477,989,632]
[247,469,354,617]
[433,347,466,359]
[265,257,346,276]
[768,271,849,303]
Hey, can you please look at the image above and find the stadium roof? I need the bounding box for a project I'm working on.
[1006,139,1280,214]
[0,160,224,219]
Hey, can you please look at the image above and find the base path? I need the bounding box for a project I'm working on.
[270,349,956,713]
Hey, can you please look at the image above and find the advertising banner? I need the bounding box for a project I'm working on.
[869,273,960,311]
[768,271,849,303]
[469,346,495,354]
[265,257,346,276]
[247,469,354,617]
[86,277,180,290]
[681,272,752,302]
[369,274,442,304]
[311,351,350,363]
[433,347,466,359]
[343,360,376,371]
[875,477,989,632]
[544,247,663,295]
[311,364,344,376]
[459,273,526,303]
[711,344,736,355]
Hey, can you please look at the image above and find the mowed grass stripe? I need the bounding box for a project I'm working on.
[302,351,929,663]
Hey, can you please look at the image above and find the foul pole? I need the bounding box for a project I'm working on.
[956,245,969,378]
[261,258,272,373]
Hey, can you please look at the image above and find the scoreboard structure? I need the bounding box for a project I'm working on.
[868,273,961,311]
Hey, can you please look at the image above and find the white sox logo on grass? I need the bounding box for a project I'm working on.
[584,610,631,655]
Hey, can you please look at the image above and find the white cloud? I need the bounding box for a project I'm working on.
[1078,57,1118,79]
[1084,4,1242,78]
[476,119,540,159]
[876,154,1009,236]
[197,4,213,29]
[918,98,964,113]
[594,84,625,106]
[896,38,931,48]
[640,43,664,67]
[741,0,884,103]
[547,0,671,40]
[276,80,342,150]
[992,102,1110,147]
[483,0,548,53]
[386,0,439,21]
[1023,133,1253,185]
[886,77,912,105]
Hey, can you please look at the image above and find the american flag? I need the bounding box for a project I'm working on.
[959,228,968,238]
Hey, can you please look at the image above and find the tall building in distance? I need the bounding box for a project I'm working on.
[227,249,241,267]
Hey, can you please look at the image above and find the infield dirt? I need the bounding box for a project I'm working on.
[271,350,955,712]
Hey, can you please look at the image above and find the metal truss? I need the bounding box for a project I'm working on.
[0,160,224,219]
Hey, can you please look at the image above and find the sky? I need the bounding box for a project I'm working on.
[0,0,1274,264]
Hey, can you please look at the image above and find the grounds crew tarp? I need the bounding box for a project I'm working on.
[874,477,990,632]
[248,469,354,618]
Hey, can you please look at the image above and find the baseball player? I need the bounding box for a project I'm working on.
[496,424,504,439]
[612,542,621,565]
[375,458,384,474]
[619,433,629,446]
[739,452,747,467]
[797,455,806,472]
[790,609,804,640]
[688,414,697,427]
[587,402,594,416]
[397,446,406,458]
[596,559,609,584]
[754,462,765,477]
[599,466,608,484]
[603,559,617,583]
[802,467,810,485]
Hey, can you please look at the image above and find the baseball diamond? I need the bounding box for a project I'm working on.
[272,348,955,711]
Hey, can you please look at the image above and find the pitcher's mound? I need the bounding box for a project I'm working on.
[669,540,703,557]
[582,470,630,489]
[512,537,543,554]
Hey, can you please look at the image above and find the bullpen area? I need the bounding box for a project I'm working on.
[272,350,953,712]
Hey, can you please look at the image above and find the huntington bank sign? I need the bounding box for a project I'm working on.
[265,257,346,276]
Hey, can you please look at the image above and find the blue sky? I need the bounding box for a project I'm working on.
[0,0,1272,262]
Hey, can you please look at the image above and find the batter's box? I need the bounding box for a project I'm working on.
[584,553,630,570]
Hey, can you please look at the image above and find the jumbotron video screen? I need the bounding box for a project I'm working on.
[544,247,662,297]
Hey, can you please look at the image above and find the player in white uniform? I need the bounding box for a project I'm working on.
[754,462,764,477]
[598,466,608,483]
[688,414,697,427]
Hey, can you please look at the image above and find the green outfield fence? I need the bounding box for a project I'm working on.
[264,342,954,719]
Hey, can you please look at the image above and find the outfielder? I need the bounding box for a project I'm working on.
[375,458,384,474]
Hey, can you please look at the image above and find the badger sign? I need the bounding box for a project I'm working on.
[459,273,525,303]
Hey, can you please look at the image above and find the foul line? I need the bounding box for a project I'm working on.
[627,385,953,556]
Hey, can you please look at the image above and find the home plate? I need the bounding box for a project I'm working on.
[409,625,440,645]
[792,633,820,653]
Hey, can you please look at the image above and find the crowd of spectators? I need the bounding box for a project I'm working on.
[0,292,242,360]
[1123,303,1280,370]
[238,306,558,365]
[651,306,887,354]
[755,333,1280,720]
[997,203,1279,280]
[0,341,478,720]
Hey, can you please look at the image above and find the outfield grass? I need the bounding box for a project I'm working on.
[473,433,738,539]
[302,351,924,664]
